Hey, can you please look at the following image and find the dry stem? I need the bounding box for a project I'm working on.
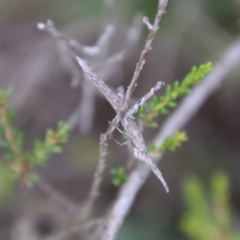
[80,134,109,220]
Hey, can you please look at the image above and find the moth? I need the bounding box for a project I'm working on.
[76,56,169,192]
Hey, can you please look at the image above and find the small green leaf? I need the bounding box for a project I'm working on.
[159,108,169,114]
[166,85,172,95]
[51,145,62,153]
[160,131,188,152]
[0,164,15,205]
[138,103,147,118]
[148,121,158,128]
[147,143,156,152]
[111,167,128,186]
[4,152,15,160]
[168,101,177,107]
[173,81,179,90]
[0,139,10,148]
[142,62,212,126]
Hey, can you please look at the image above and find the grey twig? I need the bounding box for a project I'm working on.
[68,80,96,132]
[37,20,83,87]
[83,24,115,56]
[100,164,154,240]
[80,134,109,220]
[121,0,169,110]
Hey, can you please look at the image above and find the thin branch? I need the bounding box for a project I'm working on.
[68,81,96,132]
[37,20,83,87]
[101,37,240,240]
[121,0,169,110]
[83,24,115,56]
[37,20,84,55]
[142,16,153,30]
[80,134,109,220]
[100,164,156,240]
[96,24,115,50]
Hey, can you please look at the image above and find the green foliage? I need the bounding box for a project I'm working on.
[139,62,213,127]
[160,132,188,152]
[0,165,16,204]
[111,167,128,186]
[0,88,70,188]
[148,131,188,156]
[180,172,240,240]
[31,122,69,166]
[0,87,12,107]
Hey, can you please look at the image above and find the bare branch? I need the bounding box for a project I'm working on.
[121,0,169,110]
[80,134,109,220]
[68,81,96,132]
[100,164,154,240]
[142,16,153,30]
[100,37,240,240]
[37,20,85,54]
[126,81,165,116]
[96,24,115,50]
[37,20,83,87]
[83,24,115,56]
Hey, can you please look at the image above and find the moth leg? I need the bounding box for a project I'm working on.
[133,147,169,193]
[113,139,132,147]
[116,126,125,135]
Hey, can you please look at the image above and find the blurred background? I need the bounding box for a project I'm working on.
[0,0,240,239]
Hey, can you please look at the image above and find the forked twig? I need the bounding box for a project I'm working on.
[80,134,109,220]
